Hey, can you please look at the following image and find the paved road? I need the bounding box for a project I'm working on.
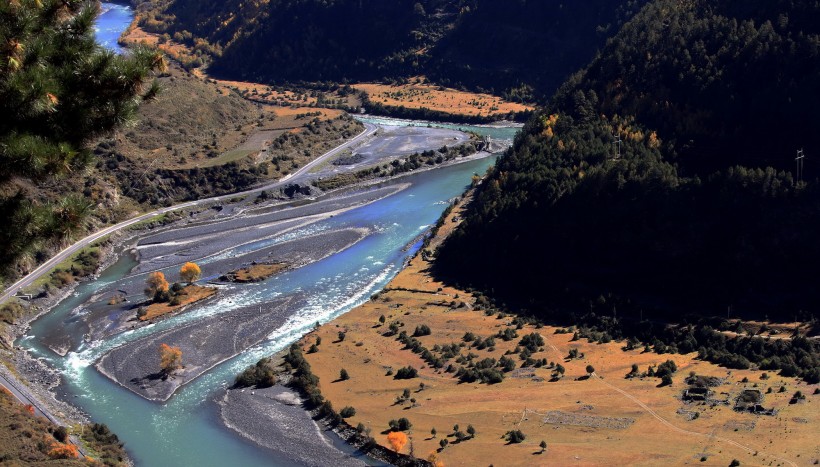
[0,369,54,422]
[0,123,377,305]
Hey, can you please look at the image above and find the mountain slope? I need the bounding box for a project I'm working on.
[434,0,820,381]
[553,0,820,173]
[136,0,646,99]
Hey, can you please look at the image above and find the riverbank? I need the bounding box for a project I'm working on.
[291,193,819,466]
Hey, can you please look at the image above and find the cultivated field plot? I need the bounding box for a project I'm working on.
[300,199,819,467]
[354,80,534,118]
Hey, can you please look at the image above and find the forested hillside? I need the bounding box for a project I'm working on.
[553,0,820,173]
[134,0,646,99]
[435,0,820,381]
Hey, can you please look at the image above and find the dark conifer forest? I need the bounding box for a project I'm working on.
[435,0,820,382]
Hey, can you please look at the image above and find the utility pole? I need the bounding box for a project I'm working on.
[795,149,805,185]
[613,133,622,161]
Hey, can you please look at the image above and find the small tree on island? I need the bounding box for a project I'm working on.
[179,262,201,284]
[159,343,182,374]
[145,272,169,302]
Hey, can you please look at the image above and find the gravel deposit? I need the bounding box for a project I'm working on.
[97,294,305,401]
[219,386,368,467]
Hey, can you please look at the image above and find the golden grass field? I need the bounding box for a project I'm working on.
[299,196,819,467]
[354,80,534,118]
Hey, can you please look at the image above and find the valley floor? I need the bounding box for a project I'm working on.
[295,194,819,467]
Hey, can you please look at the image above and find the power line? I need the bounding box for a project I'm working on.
[612,133,622,161]
[795,148,805,185]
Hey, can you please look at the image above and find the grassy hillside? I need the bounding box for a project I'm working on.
[0,387,127,465]
[435,0,820,382]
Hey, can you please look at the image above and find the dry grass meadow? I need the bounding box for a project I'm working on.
[354,80,534,118]
[299,197,819,467]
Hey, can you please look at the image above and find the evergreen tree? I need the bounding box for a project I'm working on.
[1,0,163,275]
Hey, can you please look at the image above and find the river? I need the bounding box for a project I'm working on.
[18,7,522,466]
[94,2,133,53]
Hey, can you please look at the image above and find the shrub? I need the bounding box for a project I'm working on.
[505,430,526,443]
[339,406,356,418]
[519,333,545,352]
[655,360,678,378]
[394,366,418,379]
[53,426,68,443]
[388,417,412,431]
[235,358,276,388]
[414,324,432,336]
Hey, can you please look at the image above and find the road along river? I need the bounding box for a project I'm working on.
[19,117,520,466]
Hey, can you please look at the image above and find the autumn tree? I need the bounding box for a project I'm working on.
[47,442,79,459]
[179,262,201,284]
[159,343,182,374]
[0,0,163,273]
[145,271,169,302]
[427,451,445,467]
[387,431,408,453]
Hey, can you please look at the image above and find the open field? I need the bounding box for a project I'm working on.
[298,196,819,467]
[354,80,534,118]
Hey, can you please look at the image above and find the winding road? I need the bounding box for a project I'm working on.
[0,123,377,306]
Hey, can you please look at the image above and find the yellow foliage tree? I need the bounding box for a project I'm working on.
[387,431,408,453]
[48,442,79,459]
[145,271,169,300]
[179,262,201,284]
[427,451,445,467]
[159,343,182,374]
